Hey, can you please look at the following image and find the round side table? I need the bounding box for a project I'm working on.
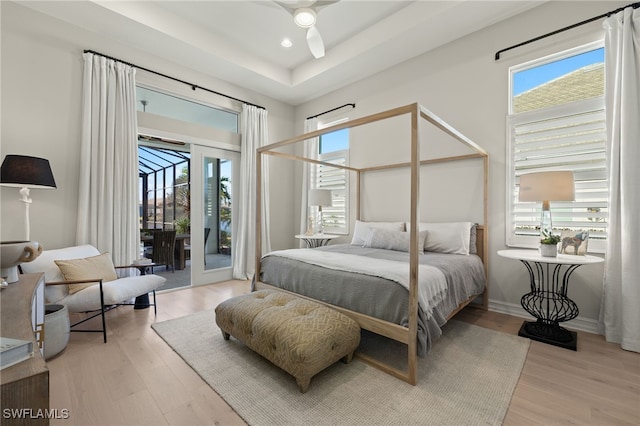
[295,234,340,248]
[498,249,603,350]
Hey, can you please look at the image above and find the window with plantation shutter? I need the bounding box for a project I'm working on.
[316,150,349,234]
[507,43,608,253]
[314,123,349,235]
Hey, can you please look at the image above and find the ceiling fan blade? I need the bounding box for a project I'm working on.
[307,26,325,58]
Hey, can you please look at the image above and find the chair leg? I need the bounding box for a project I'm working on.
[152,289,157,315]
[99,280,107,343]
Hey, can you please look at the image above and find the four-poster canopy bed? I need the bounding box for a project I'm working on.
[253,103,489,385]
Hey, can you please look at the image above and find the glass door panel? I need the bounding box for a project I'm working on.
[190,145,239,285]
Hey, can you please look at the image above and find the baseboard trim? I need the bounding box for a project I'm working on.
[488,299,600,335]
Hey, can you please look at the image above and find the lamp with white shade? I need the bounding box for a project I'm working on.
[308,189,332,235]
[518,171,575,239]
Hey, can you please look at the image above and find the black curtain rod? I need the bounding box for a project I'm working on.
[84,49,265,110]
[307,103,355,120]
[495,2,640,60]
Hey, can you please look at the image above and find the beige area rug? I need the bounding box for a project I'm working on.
[152,310,530,426]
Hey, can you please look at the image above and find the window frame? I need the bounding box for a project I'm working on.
[316,118,350,235]
[506,41,607,253]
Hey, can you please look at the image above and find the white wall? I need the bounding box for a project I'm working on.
[0,2,295,254]
[294,1,627,329]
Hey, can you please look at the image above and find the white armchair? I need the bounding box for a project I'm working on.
[20,244,166,343]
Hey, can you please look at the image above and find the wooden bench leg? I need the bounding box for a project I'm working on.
[296,376,311,393]
[342,351,354,364]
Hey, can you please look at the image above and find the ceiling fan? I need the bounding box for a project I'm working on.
[275,0,339,59]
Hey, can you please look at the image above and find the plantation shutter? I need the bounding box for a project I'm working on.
[507,97,608,250]
[316,150,348,234]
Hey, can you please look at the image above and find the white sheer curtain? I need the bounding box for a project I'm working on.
[299,118,319,247]
[233,104,271,280]
[77,53,139,266]
[599,6,640,353]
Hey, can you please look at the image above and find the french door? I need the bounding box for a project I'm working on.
[190,145,240,285]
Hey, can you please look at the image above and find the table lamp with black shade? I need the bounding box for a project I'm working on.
[0,155,56,282]
[1,155,57,241]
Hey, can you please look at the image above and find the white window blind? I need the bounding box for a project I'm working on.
[316,150,349,234]
[507,97,608,251]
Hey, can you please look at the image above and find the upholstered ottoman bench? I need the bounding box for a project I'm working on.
[215,289,361,393]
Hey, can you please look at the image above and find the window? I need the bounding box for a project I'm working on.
[138,145,190,231]
[507,42,608,252]
[317,125,349,234]
[136,86,238,133]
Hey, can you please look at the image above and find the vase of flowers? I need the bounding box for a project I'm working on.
[540,230,561,257]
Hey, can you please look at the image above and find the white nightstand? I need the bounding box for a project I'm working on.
[295,234,340,248]
[498,249,603,350]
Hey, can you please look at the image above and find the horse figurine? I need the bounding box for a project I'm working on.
[560,231,589,255]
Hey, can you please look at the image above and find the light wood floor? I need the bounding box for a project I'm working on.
[47,281,640,425]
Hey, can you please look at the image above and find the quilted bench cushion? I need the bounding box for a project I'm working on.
[215,289,361,392]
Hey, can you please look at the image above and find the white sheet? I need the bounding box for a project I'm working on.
[264,249,448,319]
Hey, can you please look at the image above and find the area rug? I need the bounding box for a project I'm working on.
[152,310,530,426]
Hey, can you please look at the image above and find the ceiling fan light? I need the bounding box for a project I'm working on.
[294,8,316,28]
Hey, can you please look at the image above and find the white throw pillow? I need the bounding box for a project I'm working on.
[406,222,473,255]
[363,228,427,253]
[350,220,405,246]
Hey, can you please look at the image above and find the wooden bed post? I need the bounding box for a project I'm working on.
[482,155,489,310]
[407,104,420,385]
[355,170,361,221]
[255,150,262,282]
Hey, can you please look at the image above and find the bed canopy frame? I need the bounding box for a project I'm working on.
[254,103,489,385]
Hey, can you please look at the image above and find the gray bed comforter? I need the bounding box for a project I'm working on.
[253,244,486,355]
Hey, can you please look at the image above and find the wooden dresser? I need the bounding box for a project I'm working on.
[1,273,49,425]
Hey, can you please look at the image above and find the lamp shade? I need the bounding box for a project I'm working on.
[308,189,332,207]
[519,171,574,202]
[0,155,57,189]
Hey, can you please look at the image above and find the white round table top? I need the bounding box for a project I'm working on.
[497,249,604,265]
[294,234,340,240]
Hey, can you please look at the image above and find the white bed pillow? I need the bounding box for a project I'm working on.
[350,220,405,246]
[406,221,473,255]
[363,228,428,253]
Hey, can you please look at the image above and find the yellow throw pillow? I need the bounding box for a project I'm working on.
[55,253,118,295]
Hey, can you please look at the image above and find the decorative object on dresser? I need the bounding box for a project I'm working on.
[0,337,34,370]
[0,154,57,241]
[0,240,43,283]
[20,244,166,343]
[518,170,575,238]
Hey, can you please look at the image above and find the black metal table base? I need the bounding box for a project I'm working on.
[132,263,155,310]
[134,294,150,310]
[518,320,577,351]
